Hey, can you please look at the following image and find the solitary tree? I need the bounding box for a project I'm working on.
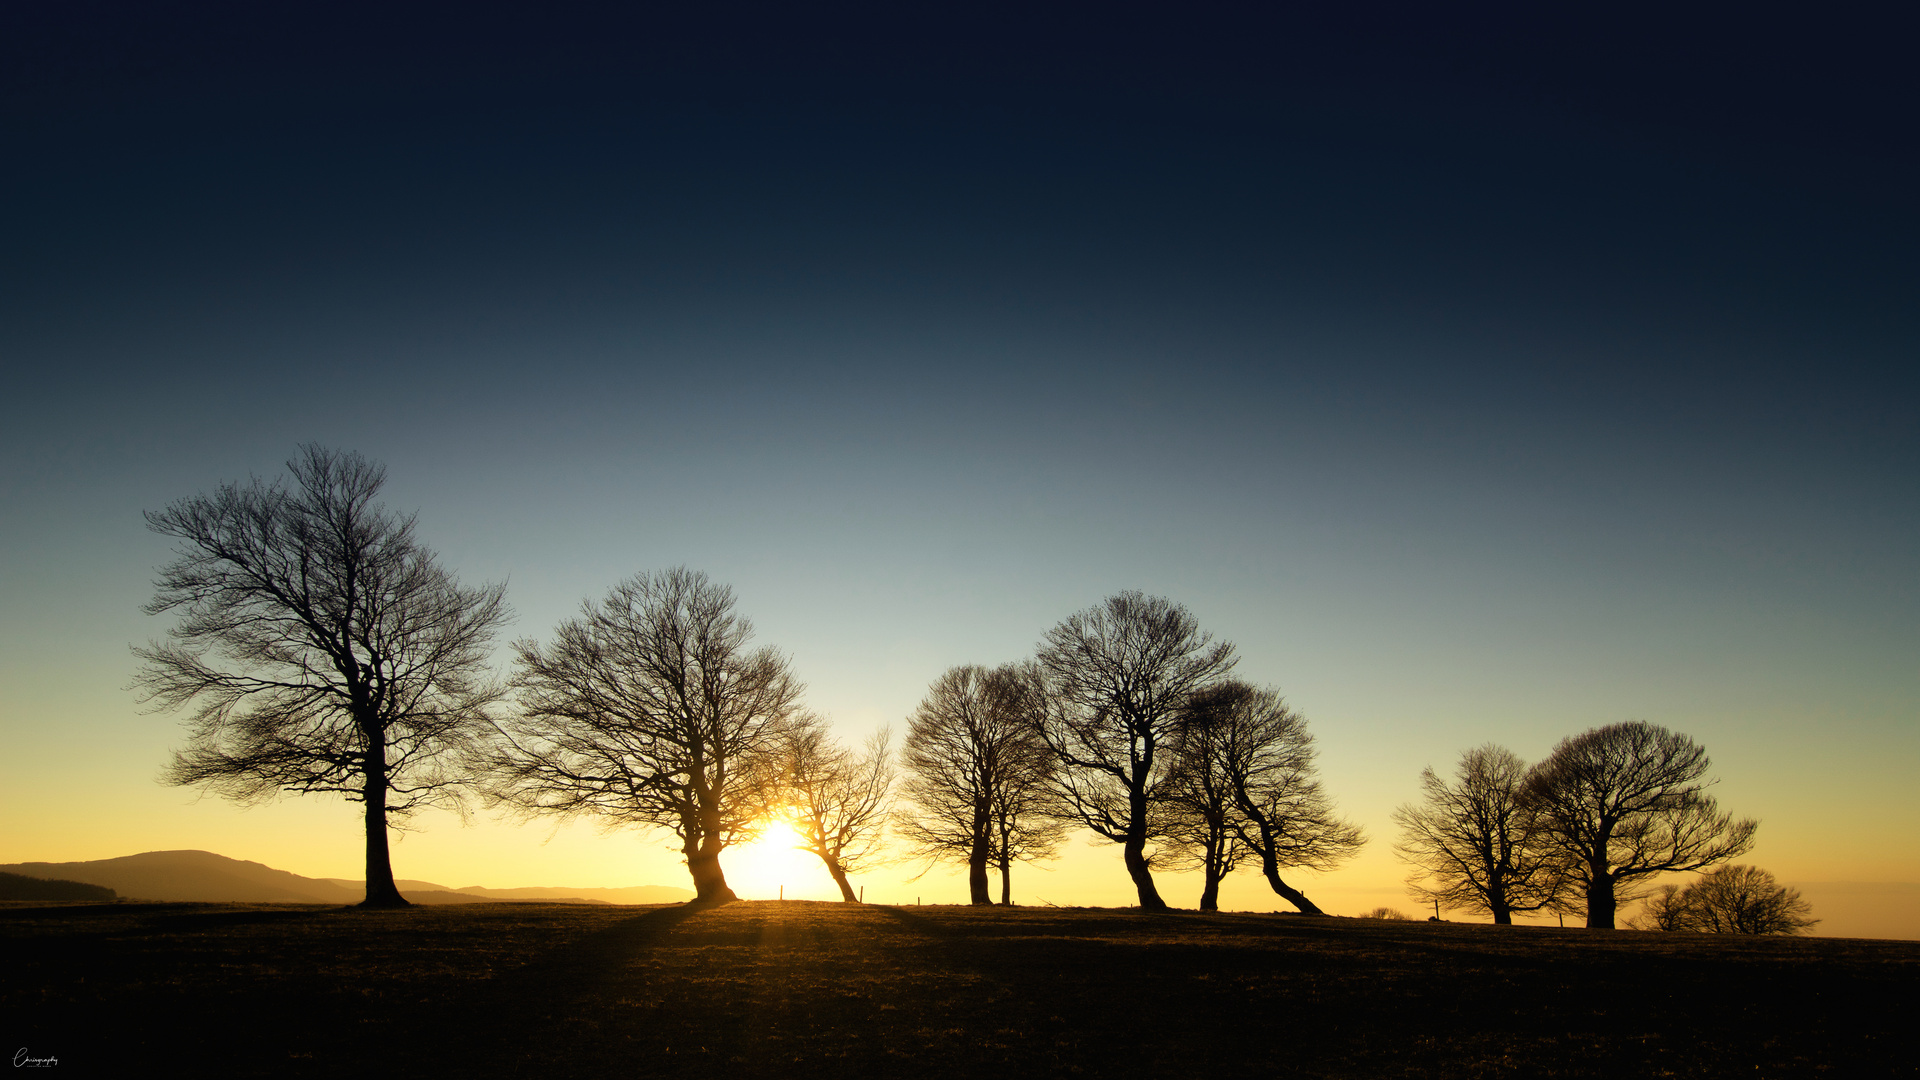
[780,723,895,902]
[489,569,804,904]
[1638,865,1818,935]
[1033,592,1238,910]
[1190,681,1364,915]
[1522,721,1758,929]
[138,446,509,908]
[1393,744,1570,924]
[896,664,1065,905]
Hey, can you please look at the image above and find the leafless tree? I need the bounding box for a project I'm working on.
[1191,681,1365,915]
[137,446,509,908]
[1393,744,1571,924]
[1033,592,1238,911]
[1637,865,1818,935]
[780,722,895,902]
[895,664,1066,905]
[986,740,1069,905]
[1634,883,1697,931]
[1160,684,1248,911]
[1521,721,1758,928]
[489,569,804,904]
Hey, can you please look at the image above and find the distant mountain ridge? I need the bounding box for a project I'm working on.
[0,850,692,906]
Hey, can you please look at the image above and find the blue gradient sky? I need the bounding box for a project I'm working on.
[3,4,1914,929]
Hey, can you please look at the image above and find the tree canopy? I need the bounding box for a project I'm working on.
[1394,744,1570,924]
[138,445,508,907]
[1523,722,1757,929]
[780,722,895,902]
[1181,681,1364,914]
[489,568,805,904]
[1033,592,1238,911]
[896,664,1065,905]
[1638,865,1818,935]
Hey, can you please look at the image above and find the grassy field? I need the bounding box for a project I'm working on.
[5,899,1914,1077]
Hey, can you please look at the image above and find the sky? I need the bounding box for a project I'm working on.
[3,3,1915,934]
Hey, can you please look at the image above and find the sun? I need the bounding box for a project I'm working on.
[722,817,838,900]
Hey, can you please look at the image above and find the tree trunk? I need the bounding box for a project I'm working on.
[686,835,738,905]
[967,809,992,905]
[826,858,859,903]
[1493,907,1513,925]
[998,857,1012,906]
[1586,869,1617,929]
[1198,828,1226,911]
[1123,825,1167,911]
[359,753,408,908]
[1259,850,1323,915]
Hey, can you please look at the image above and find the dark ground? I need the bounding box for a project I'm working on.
[4,899,1914,1077]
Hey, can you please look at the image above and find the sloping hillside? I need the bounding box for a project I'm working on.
[453,885,689,904]
[1,850,689,906]
[1,851,360,903]
[0,872,116,902]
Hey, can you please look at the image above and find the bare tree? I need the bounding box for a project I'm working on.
[1637,865,1818,935]
[1393,744,1571,924]
[1635,883,1696,931]
[895,664,1066,905]
[1194,681,1365,915]
[489,569,804,905]
[1033,592,1238,911]
[1160,684,1248,911]
[1521,721,1758,929]
[986,739,1069,905]
[780,722,895,902]
[137,446,509,908]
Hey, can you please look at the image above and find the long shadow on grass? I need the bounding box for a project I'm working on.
[428,902,705,1074]
[147,905,340,930]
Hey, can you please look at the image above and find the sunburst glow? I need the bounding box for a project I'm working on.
[721,818,838,901]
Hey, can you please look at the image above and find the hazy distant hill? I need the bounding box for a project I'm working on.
[451,884,692,905]
[318,878,502,905]
[0,871,117,902]
[2,851,361,903]
[0,850,690,906]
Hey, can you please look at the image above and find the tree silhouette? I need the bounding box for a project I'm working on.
[138,446,509,908]
[985,733,1068,905]
[489,569,804,904]
[1393,744,1571,924]
[1160,684,1248,911]
[1522,721,1757,928]
[780,723,895,902]
[1032,593,1237,911]
[1638,865,1819,935]
[896,664,1065,905]
[1636,883,1697,931]
[1180,681,1364,915]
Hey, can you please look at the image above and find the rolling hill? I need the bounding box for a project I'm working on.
[0,850,691,906]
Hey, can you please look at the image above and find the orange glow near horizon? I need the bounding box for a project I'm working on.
[722,818,838,901]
